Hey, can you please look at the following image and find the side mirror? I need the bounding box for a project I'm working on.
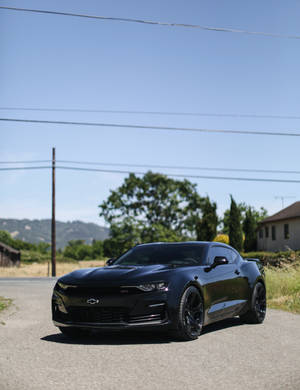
[213,256,228,266]
[106,258,116,266]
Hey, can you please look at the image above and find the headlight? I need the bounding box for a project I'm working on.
[57,282,77,290]
[135,282,168,292]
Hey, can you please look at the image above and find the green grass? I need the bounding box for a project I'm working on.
[0,296,12,313]
[266,262,300,314]
[21,250,79,264]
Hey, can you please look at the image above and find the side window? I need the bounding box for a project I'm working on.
[226,248,238,263]
[265,226,269,238]
[208,246,229,264]
[272,226,276,241]
[208,247,217,265]
[284,224,289,240]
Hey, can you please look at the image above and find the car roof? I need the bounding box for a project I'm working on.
[136,241,231,248]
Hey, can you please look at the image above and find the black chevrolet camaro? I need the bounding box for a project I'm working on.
[52,242,266,341]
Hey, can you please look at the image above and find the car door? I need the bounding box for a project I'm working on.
[226,248,249,314]
[203,245,242,322]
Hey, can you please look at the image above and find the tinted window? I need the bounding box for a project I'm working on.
[208,246,229,265]
[115,244,206,266]
[226,248,238,263]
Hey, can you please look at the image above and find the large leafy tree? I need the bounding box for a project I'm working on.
[196,197,218,241]
[228,195,243,251]
[99,172,206,255]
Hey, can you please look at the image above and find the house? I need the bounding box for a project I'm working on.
[0,242,21,267]
[257,202,300,251]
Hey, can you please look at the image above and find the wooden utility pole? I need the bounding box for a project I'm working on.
[51,147,56,277]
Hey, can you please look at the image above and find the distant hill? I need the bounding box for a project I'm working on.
[0,218,110,249]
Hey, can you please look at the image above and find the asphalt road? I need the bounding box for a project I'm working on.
[1,278,300,390]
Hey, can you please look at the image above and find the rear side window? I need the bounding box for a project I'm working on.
[227,248,239,263]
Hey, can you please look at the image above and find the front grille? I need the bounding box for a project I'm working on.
[129,313,162,324]
[60,286,144,296]
[68,307,128,323]
[60,306,167,325]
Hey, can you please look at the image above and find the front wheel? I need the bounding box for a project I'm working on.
[173,286,204,341]
[240,282,266,324]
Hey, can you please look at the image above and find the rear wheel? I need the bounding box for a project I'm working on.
[173,286,204,341]
[59,326,87,338]
[240,282,266,324]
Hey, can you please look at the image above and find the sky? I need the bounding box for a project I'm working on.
[1,0,300,226]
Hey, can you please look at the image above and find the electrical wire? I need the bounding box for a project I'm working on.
[1,159,300,175]
[1,165,300,184]
[56,160,300,175]
[2,159,300,175]
[1,107,300,120]
[1,117,300,137]
[1,6,300,40]
[0,160,51,164]
[0,166,51,171]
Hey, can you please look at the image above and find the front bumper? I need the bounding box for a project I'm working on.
[52,286,172,330]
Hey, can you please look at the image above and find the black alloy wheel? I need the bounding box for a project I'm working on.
[240,282,266,324]
[174,286,204,341]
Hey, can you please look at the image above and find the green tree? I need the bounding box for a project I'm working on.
[92,240,104,259]
[196,197,218,241]
[99,172,205,242]
[228,195,243,251]
[0,230,14,247]
[36,242,50,254]
[0,230,37,251]
[222,203,267,234]
[243,208,257,252]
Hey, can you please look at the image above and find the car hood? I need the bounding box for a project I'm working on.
[59,264,176,285]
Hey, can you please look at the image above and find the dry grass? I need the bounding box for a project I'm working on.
[0,260,106,278]
[266,262,300,314]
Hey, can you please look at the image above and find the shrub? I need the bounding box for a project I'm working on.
[213,234,229,244]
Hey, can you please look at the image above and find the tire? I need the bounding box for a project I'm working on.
[240,282,266,324]
[59,326,87,338]
[173,286,204,341]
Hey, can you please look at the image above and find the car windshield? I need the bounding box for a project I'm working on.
[114,244,206,266]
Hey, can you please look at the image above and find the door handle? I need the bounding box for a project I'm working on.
[235,269,240,275]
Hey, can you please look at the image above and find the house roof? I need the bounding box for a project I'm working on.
[260,201,300,224]
[0,241,20,254]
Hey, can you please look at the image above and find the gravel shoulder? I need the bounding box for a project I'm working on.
[1,278,300,390]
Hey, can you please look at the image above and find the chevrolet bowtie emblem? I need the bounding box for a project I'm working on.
[86,298,99,305]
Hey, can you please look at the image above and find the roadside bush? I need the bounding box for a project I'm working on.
[21,250,77,264]
[242,250,300,267]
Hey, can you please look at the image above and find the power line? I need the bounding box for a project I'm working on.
[0,160,51,164]
[1,6,300,40]
[1,107,300,120]
[58,166,300,183]
[1,117,300,137]
[57,160,300,176]
[0,166,51,171]
[1,165,300,184]
[1,158,300,175]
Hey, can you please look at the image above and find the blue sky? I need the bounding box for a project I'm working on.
[1,0,300,226]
